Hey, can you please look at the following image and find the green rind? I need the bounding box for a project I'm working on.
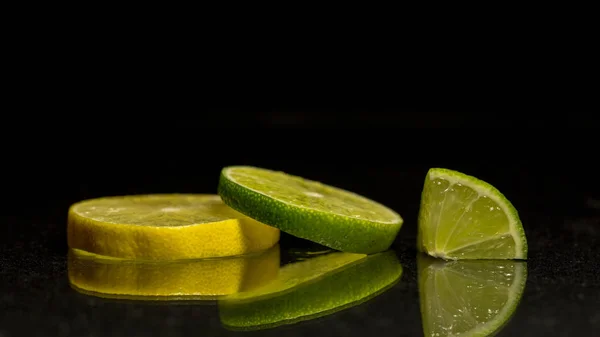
[218,166,403,254]
[218,251,402,331]
[417,254,527,337]
[418,168,528,260]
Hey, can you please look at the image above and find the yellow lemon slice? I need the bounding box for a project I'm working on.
[68,245,280,300]
[67,194,280,260]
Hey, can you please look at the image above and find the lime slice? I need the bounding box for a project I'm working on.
[418,254,527,337]
[68,194,280,260]
[219,250,402,331]
[218,166,403,254]
[68,245,280,301]
[418,168,527,260]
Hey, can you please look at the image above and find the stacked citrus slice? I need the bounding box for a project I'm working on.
[67,194,279,260]
[218,166,403,254]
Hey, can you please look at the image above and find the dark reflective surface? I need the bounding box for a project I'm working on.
[2,160,600,336]
[66,243,403,332]
[1,224,599,337]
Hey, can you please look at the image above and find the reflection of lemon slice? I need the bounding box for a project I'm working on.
[68,194,280,260]
[219,250,402,330]
[418,254,527,337]
[68,245,280,301]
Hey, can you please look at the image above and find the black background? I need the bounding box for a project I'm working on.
[4,111,598,245]
[1,111,599,337]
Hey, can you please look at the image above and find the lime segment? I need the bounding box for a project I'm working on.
[218,166,403,254]
[418,254,527,337]
[418,168,527,260]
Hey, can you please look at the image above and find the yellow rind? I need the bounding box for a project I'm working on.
[67,194,280,260]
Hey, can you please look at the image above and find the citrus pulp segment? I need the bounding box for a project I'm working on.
[219,250,402,330]
[218,166,403,254]
[418,254,527,337]
[67,194,280,260]
[418,168,527,260]
[68,245,280,300]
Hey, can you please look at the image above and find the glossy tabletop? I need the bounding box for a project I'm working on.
[1,165,599,337]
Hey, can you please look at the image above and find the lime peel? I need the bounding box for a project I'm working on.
[219,166,403,254]
[222,167,401,224]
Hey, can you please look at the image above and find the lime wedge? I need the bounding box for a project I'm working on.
[218,166,403,254]
[418,168,527,260]
[68,194,280,260]
[68,245,280,301]
[219,250,402,331]
[418,254,527,337]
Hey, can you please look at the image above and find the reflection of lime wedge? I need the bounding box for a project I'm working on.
[218,166,403,254]
[219,251,402,331]
[68,194,280,260]
[418,168,527,260]
[67,245,280,301]
[418,254,527,337]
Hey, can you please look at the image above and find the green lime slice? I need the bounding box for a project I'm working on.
[218,250,402,331]
[418,168,527,260]
[218,166,403,254]
[418,254,527,337]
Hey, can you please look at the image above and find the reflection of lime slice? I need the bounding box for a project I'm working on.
[418,168,527,260]
[218,166,403,254]
[219,251,402,331]
[418,254,527,337]
[68,194,280,260]
[67,245,280,301]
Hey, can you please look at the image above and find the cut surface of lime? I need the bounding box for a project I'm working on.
[219,250,402,331]
[218,166,403,254]
[68,194,280,260]
[418,254,527,337]
[68,245,280,301]
[418,168,527,260]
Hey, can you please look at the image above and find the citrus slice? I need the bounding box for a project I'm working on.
[218,166,403,254]
[418,168,527,260]
[219,250,402,331]
[68,245,280,301]
[418,254,527,337]
[67,194,280,260]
